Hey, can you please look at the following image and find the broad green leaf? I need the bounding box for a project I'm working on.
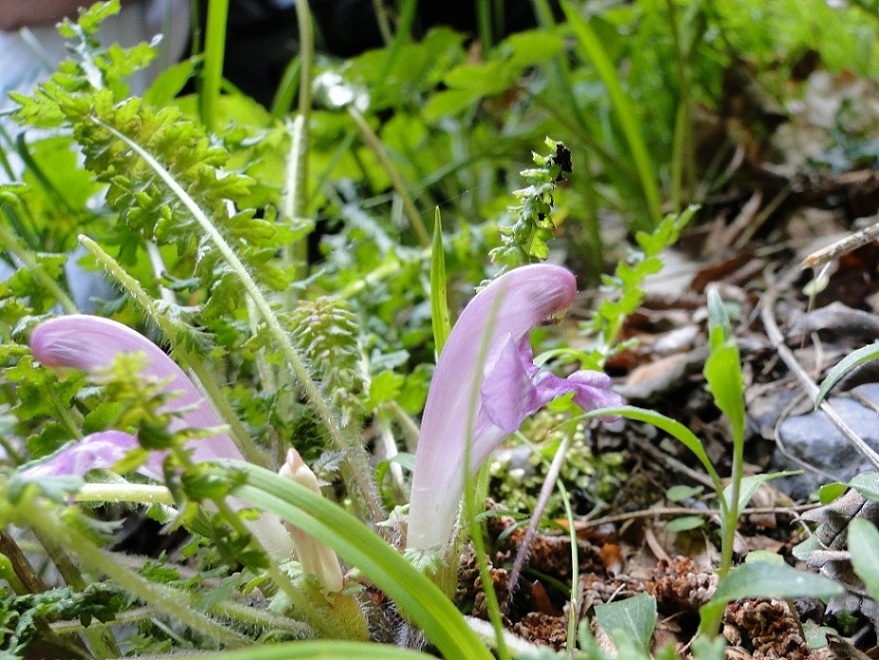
[849,472,879,501]
[666,484,703,501]
[690,636,727,660]
[818,482,848,504]
[666,516,705,532]
[745,550,784,565]
[443,60,513,94]
[594,593,656,656]
[849,518,879,602]
[816,341,879,406]
[430,210,452,356]
[145,57,198,107]
[711,560,843,601]
[802,622,833,650]
[700,560,843,632]
[227,461,492,660]
[503,30,565,68]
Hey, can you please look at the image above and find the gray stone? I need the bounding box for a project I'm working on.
[772,383,879,499]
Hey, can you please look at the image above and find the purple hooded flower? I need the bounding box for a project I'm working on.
[407,264,622,552]
[23,315,293,560]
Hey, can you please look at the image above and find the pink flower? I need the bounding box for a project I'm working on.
[406,264,622,551]
[23,315,293,560]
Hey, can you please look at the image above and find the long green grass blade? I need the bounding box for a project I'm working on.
[227,461,492,660]
[430,209,452,355]
[587,406,723,496]
[200,0,229,131]
[562,2,663,228]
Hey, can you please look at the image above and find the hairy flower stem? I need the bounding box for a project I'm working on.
[17,495,249,648]
[92,120,385,524]
[74,482,174,506]
[80,236,270,469]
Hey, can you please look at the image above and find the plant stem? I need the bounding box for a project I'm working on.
[719,435,744,580]
[74,482,174,506]
[347,107,430,247]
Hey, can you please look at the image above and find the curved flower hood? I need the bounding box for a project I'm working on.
[407,264,623,551]
[25,314,294,560]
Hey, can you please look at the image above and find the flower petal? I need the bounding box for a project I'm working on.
[408,264,579,551]
[30,315,242,464]
[481,333,535,434]
[20,430,163,479]
[28,315,295,560]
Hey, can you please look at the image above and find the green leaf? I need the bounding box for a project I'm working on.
[227,461,493,660]
[594,593,656,656]
[144,57,198,107]
[703,290,745,444]
[712,560,843,601]
[816,341,879,406]
[722,471,800,512]
[366,370,405,409]
[666,484,703,501]
[818,482,848,504]
[700,560,843,633]
[848,472,879,501]
[666,516,705,532]
[430,210,451,356]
